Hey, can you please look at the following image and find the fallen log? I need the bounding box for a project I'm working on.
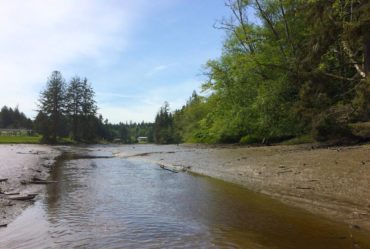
[296,187,313,190]
[159,164,179,173]
[0,224,7,228]
[21,178,57,185]
[0,178,8,182]
[4,192,20,195]
[29,180,57,184]
[8,194,37,201]
[277,170,293,174]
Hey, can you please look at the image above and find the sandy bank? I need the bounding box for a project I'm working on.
[113,143,370,231]
[0,144,60,227]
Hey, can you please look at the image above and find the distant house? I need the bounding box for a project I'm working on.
[137,136,148,143]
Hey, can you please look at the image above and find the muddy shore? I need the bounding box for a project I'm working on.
[2,143,370,235]
[113,143,370,232]
[0,145,60,227]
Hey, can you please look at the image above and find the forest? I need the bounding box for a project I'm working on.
[154,0,370,144]
[0,106,33,129]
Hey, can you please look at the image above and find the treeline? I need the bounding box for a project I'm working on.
[154,0,370,144]
[34,70,154,143]
[102,122,154,143]
[0,106,32,129]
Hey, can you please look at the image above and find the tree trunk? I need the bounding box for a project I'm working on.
[364,38,370,77]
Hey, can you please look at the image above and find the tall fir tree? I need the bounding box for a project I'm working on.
[66,76,83,140]
[38,71,67,143]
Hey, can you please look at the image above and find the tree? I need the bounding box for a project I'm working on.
[38,71,67,143]
[170,0,370,144]
[66,76,83,140]
[154,102,176,144]
[80,78,98,141]
[0,106,32,129]
[0,106,12,128]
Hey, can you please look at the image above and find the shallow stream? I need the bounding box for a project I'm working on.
[0,147,369,248]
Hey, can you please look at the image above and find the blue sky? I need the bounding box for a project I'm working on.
[0,0,231,123]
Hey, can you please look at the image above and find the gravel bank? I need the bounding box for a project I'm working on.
[0,145,60,227]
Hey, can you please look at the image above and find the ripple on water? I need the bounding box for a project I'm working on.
[0,150,369,249]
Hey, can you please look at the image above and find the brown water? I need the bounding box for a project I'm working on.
[0,148,369,249]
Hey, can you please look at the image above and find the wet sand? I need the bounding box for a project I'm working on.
[113,143,370,232]
[0,145,60,227]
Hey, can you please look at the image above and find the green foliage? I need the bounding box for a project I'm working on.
[239,135,260,144]
[154,102,177,144]
[36,71,100,143]
[312,111,352,141]
[0,135,41,144]
[101,121,154,143]
[37,71,67,143]
[166,0,370,144]
[281,134,315,145]
[0,106,33,129]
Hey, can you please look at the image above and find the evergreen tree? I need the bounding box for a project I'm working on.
[154,102,175,144]
[0,106,32,129]
[66,76,83,140]
[80,78,98,141]
[38,71,67,143]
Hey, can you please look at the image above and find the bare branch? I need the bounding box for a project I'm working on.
[341,40,366,78]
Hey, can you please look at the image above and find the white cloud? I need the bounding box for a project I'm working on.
[0,0,143,117]
[0,0,215,123]
[153,65,169,72]
[145,63,175,77]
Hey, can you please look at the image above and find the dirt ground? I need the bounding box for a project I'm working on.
[0,145,60,227]
[113,143,370,232]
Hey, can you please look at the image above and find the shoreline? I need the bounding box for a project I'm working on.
[0,144,60,227]
[2,142,370,234]
[114,143,370,232]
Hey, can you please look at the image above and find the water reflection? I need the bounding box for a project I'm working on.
[0,149,369,249]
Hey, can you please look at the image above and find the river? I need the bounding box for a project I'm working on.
[0,146,369,248]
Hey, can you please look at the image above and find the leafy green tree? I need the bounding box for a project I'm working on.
[171,0,370,144]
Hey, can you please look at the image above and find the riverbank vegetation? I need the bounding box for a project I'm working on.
[0,136,41,144]
[154,0,370,144]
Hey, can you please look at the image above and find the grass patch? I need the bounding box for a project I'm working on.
[0,135,42,144]
[56,137,78,145]
[280,134,314,145]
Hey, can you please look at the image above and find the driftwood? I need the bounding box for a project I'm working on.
[8,194,37,201]
[296,187,313,190]
[29,180,57,184]
[159,165,179,173]
[0,224,7,228]
[21,178,57,185]
[4,192,20,195]
[0,178,8,182]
